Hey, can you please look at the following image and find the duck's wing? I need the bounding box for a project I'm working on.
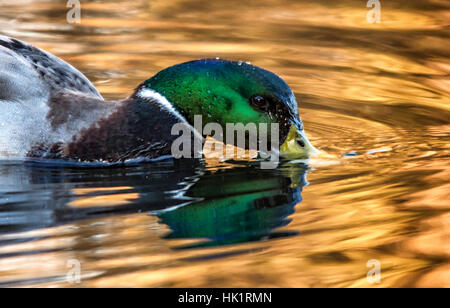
[0,36,115,158]
[0,36,102,99]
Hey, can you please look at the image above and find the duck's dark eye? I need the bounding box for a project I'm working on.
[297,139,305,148]
[250,94,268,110]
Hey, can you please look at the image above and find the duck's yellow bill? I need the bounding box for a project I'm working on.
[280,124,320,159]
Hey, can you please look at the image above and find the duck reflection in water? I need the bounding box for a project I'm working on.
[156,162,307,248]
[0,159,308,248]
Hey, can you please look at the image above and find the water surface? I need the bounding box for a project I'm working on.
[0,0,449,287]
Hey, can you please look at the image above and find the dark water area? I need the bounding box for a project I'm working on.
[0,160,305,246]
[0,0,449,287]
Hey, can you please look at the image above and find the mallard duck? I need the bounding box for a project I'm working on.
[0,36,318,163]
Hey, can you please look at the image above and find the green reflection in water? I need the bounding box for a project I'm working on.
[157,163,307,248]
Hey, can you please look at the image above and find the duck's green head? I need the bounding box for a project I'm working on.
[139,59,318,158]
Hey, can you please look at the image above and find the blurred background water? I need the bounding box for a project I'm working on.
[0,0,449,287]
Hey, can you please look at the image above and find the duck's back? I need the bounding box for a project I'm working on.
[0,36,101,99]
[0,36,112,158]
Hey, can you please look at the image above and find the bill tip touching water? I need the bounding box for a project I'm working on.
[0,36,319,165]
